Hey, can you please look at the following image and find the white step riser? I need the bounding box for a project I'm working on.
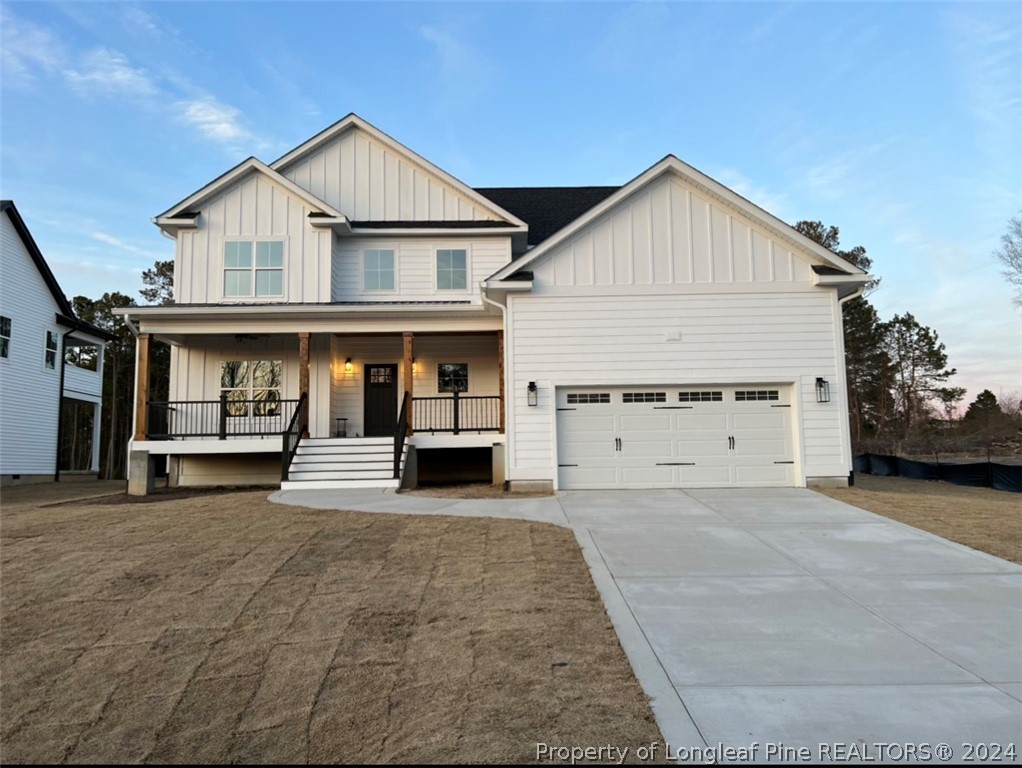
[297,445,397,456]
[299,438,394,448]
[288,470,398,481]
[281,478,400,491]
[291,460,397,472]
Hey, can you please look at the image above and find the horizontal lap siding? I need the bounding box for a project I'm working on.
[0,215,63,474]
[507,291,846,482]
[331,237,510,302]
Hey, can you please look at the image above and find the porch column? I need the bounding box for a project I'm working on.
[91,402,102,473]
[299,332,310,438]
[133,333,152,441]
[497,330,505,433]
[403,332,414,436]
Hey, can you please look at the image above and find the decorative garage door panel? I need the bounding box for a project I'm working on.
[556,386,794,489]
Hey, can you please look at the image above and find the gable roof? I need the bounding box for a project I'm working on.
[270,113,527,229]
[1,200,116,341]
[488,155,870,282]
[474,187,619,248]
[155,157,347,225]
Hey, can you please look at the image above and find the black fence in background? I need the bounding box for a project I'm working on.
[854,454,1021,493]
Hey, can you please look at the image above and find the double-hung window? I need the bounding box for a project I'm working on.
[0,316,10,358]
[363,249,395,291]
[437,363,469,393]
[44,331,57,369]
[436,249,468,290]
[220,360,283,416]
[224,240,284,298]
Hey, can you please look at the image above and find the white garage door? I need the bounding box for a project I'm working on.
[556,385,795,489]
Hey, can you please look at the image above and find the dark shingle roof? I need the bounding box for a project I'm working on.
[474,186,620,247]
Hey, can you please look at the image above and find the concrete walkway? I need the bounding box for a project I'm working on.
[272,487,1022,759]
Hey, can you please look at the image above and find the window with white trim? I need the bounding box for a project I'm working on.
[224,241,284,298]
[436,249,467,290]
[0,316,10,359]
[567,393,610,404]
[44,331,57,369]
[735,389,779,401]
[678,391,723,402]
[622,392,666,403]
[220,360,283,416]
[363,249,396,291]
[437,363,468,393]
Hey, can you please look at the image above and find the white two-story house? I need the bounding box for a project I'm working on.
[118,114,868,494]
[1,200,113,483]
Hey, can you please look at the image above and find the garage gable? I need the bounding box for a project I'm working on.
[491,156,868,291]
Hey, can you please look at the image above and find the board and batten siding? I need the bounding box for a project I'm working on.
[0,213,64,475]
[279,127,501,222]
[331,237,511,302]
[175,172,333,305]
[504,173,852,486]
[329,334,500,438]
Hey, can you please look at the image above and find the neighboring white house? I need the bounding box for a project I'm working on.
[1,200,114,483]
[117,114,868,494]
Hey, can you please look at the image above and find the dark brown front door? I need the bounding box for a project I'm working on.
[364,364,398,436]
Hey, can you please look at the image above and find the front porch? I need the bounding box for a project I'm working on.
[130,328,505,490]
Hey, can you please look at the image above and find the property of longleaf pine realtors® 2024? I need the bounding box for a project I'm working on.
[534,741,987,763]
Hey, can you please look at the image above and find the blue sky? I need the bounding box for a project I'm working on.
[2,1,1020,407]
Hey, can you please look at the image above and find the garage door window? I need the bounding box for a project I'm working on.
[567,393,610,404]
[679,391,723,402]
[735,390,779,401]
[622,392,666,403]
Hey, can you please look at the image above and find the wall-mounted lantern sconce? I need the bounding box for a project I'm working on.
[527,381,538,407]
[816,377,831,403]
[344,357,353,373]
[412,357,417,374]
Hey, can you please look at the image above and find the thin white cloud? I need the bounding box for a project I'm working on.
[64,47,156,97]
[89,230,166,261]
[714,168,790,219]
[0,5,65,87]
[178,96,248,143]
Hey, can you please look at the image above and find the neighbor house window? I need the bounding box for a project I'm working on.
[363,249,395,291]
[436,249,467,290]
[220,360,283,416]
[65,344,99,371]
[44,331,57,369]
[224,241,284,298]
[0,316,10,358]
[437,363,468,393]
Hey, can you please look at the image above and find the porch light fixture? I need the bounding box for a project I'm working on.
[412,357,417,373]
[816,377,831,403]
[527,381,538,407]
[344,357,353,373]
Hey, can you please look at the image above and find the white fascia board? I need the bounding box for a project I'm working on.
[489,155,868,281]
[817,272,872,299]
[155,157,346,223]
[116,303,496,322]
[481,280,533,291]
[346,226,523,238]
[270,114,528,229]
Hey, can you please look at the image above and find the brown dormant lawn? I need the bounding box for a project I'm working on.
[0,483,663,764]
[818,474,1021,564]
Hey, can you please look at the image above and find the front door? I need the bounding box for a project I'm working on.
[364,364,398,436]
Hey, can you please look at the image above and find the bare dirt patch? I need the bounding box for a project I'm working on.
[1,485,663,763]
[818,474,1021,564]
[407,482,552,500]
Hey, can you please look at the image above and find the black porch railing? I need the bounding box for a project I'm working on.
[412,393,501,435]
[394,391,411,479]
[147,394,302,439]
[281,394,308,481]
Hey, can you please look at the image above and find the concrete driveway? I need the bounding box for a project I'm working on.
[275,487,1022,759]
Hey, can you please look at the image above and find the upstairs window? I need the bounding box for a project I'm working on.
[224,241,284,298]
[436,249,468,290]
[44,331,58,369]
[363,249,396,291]
[0,316,10,358]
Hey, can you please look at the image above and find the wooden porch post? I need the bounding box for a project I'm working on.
[497,330,505,433]
[403,332,414,436]
[299,332,310,438]
[133,333,152,441]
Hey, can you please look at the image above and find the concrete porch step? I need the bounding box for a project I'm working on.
[287,468,401,481]
[290,459,397,472]
[280,478,401,491]
[296,444,395,456]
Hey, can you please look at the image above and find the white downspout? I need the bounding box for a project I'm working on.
[481,288,510,485]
